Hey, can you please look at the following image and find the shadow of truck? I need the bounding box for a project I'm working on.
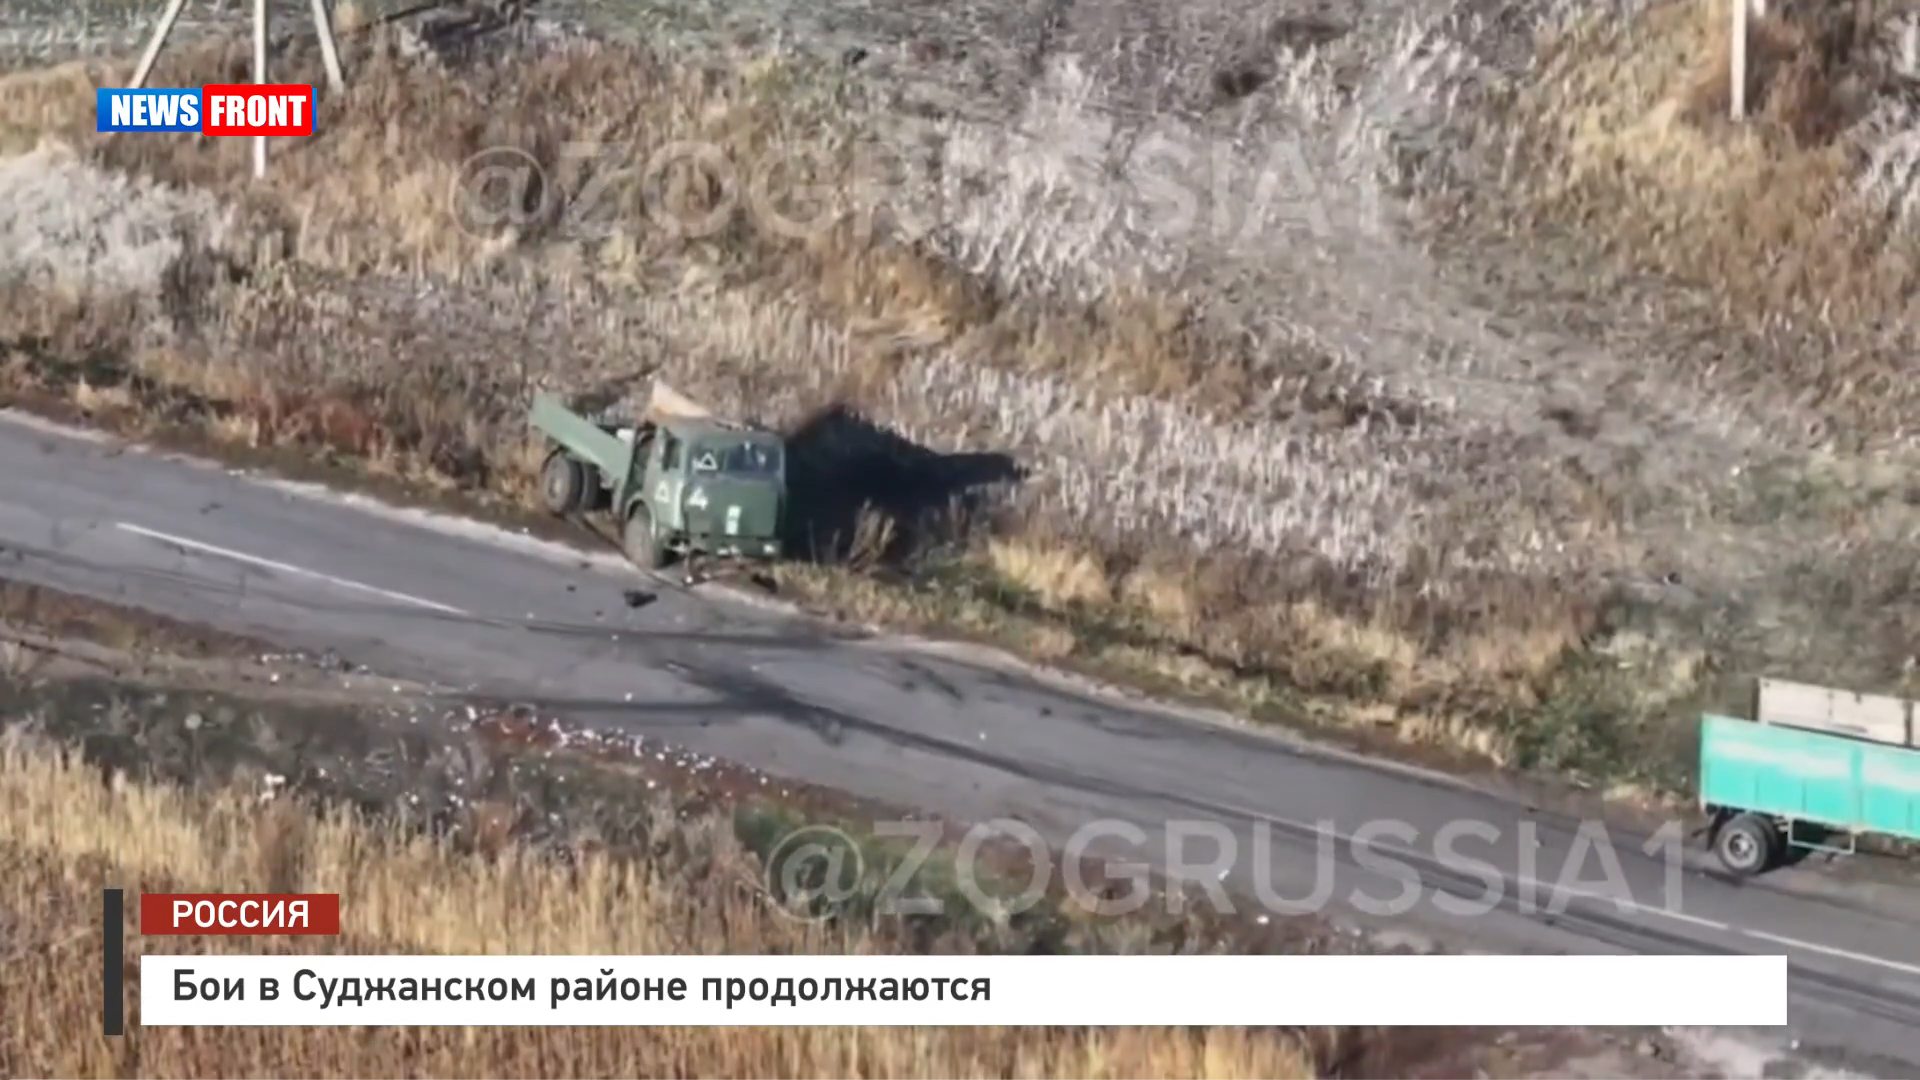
[780,403,1025,566]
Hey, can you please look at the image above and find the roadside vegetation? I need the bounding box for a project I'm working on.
[2,741,1337,1078]
[0,0,1915,801]
[0,585,1651,1079]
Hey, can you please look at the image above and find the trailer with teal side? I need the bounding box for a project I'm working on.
[1700,677,1920,876]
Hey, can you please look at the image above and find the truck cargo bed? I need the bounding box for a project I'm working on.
[530,392,634,484]
[1699,714,1920,844]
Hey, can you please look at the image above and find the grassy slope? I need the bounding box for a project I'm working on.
[0,0,1914,801]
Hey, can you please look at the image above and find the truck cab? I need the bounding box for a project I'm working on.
[530,383,789,573]
[633,419,785,563]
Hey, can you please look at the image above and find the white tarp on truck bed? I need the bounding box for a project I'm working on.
[1756,677,1914,747]
[642,381,712,425]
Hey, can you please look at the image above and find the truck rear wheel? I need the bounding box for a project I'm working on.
[1714,813,1778,877]
[540,448,588,516]
[623,503,665,570]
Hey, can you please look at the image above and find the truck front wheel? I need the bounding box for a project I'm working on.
[623,503,665,570]
[1714,813,1778,877]
[541,448,588,516]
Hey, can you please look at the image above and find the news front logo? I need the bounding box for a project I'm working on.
[95,85,316,136]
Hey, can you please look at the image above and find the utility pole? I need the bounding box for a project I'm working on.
[1730,0,1748,121]
[252,0,267,177]
[128,0,349,178]
[128,0,187,91]
[312,0,346,93]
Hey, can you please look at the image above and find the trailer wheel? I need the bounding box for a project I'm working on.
[540,449,588,516]
[1714,813,1777,877]
[623,503,665,570]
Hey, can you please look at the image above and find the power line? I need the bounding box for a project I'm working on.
[128,0,347,177]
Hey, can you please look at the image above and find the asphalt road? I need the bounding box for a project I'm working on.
[2,412,1918,1066]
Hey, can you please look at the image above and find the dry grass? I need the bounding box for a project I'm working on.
[0,35,1607,749]
[1,0,1917,791]
[1509,0,1892,322]
[0,733,1330,1078]
[1439,0,1920,438]
[0,582,1654,1080]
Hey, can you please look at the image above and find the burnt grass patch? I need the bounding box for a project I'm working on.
[780,403,1026,567]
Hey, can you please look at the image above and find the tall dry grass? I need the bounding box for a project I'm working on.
[0,733,1327,1078]
[1506,0,1901,317]
[0,34,1614,761]
[1437,0,1920,435]
[2,0,1917,788]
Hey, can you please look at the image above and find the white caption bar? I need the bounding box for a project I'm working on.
[140,954,1788,1026]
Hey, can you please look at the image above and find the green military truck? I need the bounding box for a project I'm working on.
[530,382,786,571]
[1699,677,1920,877]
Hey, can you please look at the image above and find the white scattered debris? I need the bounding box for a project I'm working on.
[1667,1027,1871,1080]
